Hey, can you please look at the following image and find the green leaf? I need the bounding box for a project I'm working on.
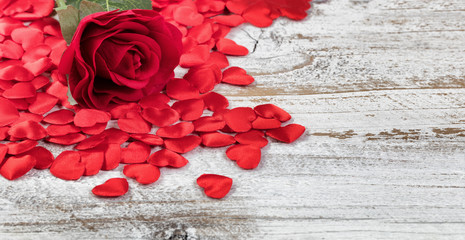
[87,0,152,11]
[65,0,83,9]
[79,0,105,20]
[56,5,80,44]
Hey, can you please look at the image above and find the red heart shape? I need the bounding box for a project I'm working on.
[100,143,121,171]
[242,4,274,28]
[173,6,204,26]
[184,64,222,93]
[254,104,291,122]
[79,149,104,176]
[166,78,200,100]
[74,134,106,150]
[109,103,141,119]
[20,146,54,170]
[252,116,282,130]
[157,122,194,138]
[187,23,213,44]
[101,128,130,145]
[234,130,268,148]
[81,122,107,135]
[7,140,38,155]
[74,109,111,128]
[164,135,201,153]
[197,174,233,199]
[148,149,189,168]
[49,151,85,180]
[216,38,249,56]
[118,111,152,134]
[123,164,160,184]
[11,27,44,51]
[92,178,129,197]
[0,40,24,60]
[120,141,151,164]
[226,144,261,169]
[138,93,170,109]
[141,107,179,127]
[22,44,51,63]
[0,98,19,126]
[46,124,81,137]
[266,124,305,143]
[201,132,236,148]
[46,133,86,146]
[130,134,164,146]
[222,67,254,86]
[171,99,205,121]
[8,120,47,140]
[23,57,52,76]
[3,82,36,99]
[204,52,230,69]
[180,44,210,68]
[0,154,36,180]
[0,65,33,81]
[28,92,58,114]
[193,116,226,132]
[223,107,257,133]
[0,144,8,165]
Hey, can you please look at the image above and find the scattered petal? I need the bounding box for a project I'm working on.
[164,135,201,153]
[254,104,291,122]
[0,98,19,126]
[46,133,86,145]
[141,107,179,127]
[118,111,152,134]
[8,120,47,140]
[197,174,232,199]
[148,149,189,168]
[201,92,229,112]
[235,130,268,148]
[157,122,194,138]
[92,178,128,197]
[226,144,261,169]
[23,146,54,170]
[193,116,226,132]
[266,124,305,143]
[222,66,254,86]
[43,109,75,124]
[123,164,160,184]
[49,151,85,180]
[120,141,151,164]
[130,133,163,146]
[75,134,106,150]
[201,132,236,147]
[171,99,205,121]
[79,150,104,176]
[223,107,257,132]
[0,155,36,180]
[28,92,58,114]
[46,124,81,137]
[74,109,111,128]
[7,140,38,155]
[166,78,200,100]
[252,116,281,129]
[216,38,248,56]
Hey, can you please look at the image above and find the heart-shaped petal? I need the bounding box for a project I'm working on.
[43,109,74,124]
[201,92,229,112]
[197,174,232,199]
[11,27,44,51]
[226,144,261,169]
[79,150,104,176]
[123,164,160,184]
[157,122,194,138]
[166,78,200,100]
[46,124,81,137]
[101,128,130,145]
[141,107,179,127]
[120,141,151,164]
[0,154,36,180]
[0,40,24,60]
[254,104,291,122]
[81,122,107,135]
[92,178,128,197]
[223,107,257,133]
[252,116,282,130]
[171,99,205,121]
[216,38,248,56]
[0,65,33,81]
[193,116,226,132]
[201,132,236,147]
[173,6,204,26]
[118,111,152,134]
[164,135,201,153]
[0,98,20,126]
[3,82,36,99]
[222,67,254,86]
[148,149,189,168]
[138,93,170,109]
[235,130,268,148]
[266,124,305,143]
[74,109,111,127]
[28,92,58,114]
[49,151,85,180]
[130,134,164,146]
[204,52,230,69]
[46,133,86,145]
[180,44,210,67]
[7,140,38,155]
[184,64,222,93]
[75,134,106,150]
[8,120,47,140]
[109,103,141,119]
[22,146,54,169]
[0,144,8,165]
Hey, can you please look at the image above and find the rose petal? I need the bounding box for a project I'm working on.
[74,109,111,128]
[138,93,170,109]
[21,44,51,63]
[201,132,236,147]
[197,174,232,199]
[157,122,194,138]
[184,64,222,93]
[222,66,254,86]
[3,82,36,99]
[7,140,38,155]
[173,6,204,26]
[223,107,257,133]
[252,116,281,129]
[141,107,179,127]
[101,128,130,145]
[171,99,205,121]
[79,150,104,176]
[11,27,44,51]
[216,38,248,56]
[0,144,8,165]
[28,92,58,114]
[266,124,305,143]
[31,75,51,90]
[43,109,75,124]
[0,65,33,81]
[100,143,121,171]
[204,52,229,69]
[109,103,141,119]
[123,164,160,184]
[75,134,106,150]
[49,151,85,180]
[148,149,189,168]
[254,104,292,122]
[0,17,24,36]
[8,120,47,140]
[120,141,151,164]
[0,98,20,126]
[166,78,200,100]
[193,116,226,132]
[0,40,24,60]
[118,111,152,134]
[234,130,268,148]
[81,122,107,135]
[21,146,54,170]
[226,144,261,169]
[201,92,229,112]
[180,44,210,67]
[130,134,163,146]
[212,14,245,27]
[46,133,86,145]
[0,155,36,180]
[46,124,81,137]
[164,135,201,153]
[92,178,128,197]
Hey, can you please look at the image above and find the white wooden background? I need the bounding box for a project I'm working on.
[2,0,465,239]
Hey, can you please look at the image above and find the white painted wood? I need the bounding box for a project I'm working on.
[2,0,465,239]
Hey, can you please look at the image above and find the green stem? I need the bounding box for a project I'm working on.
[56,0,67,8]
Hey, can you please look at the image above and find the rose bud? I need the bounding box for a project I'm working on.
[59,10,182,110]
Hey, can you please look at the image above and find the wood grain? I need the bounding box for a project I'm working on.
[2,0,465,239]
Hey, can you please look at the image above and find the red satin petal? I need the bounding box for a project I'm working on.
[109,103,141,119]
[157,122,194,138]
[12,112,43,125]
[188,23,213,44]
[21,44,51,63]
[9,98,29,111]
[266,124,306,143]
[252,116,281,129]
[141,107,180,127]
[0,98,20,126]
[164,135,201,153]
[0,144,8,165]
[43,109,75,124]
[0,17,24,36]
[171,99,205,121]
[184,64,221,93]
[79,150,104,176]
[212,14,245,27]
[223,107,257,132]
[81,122,107,135]
[197,174,232,199]
[74,109,111,128]
[31,75,51,90]
[75,134,106,150]
[8,120,47,140]
[92,178,129,197]
[138,93,170,109]
[123,164,160,184]
[11,27,44,51]
[235,130,268,148]
[0,154,36,180]
[28,92,58,114]
[0,127,9,140]
[166,78,200,100]
[130,134,163,146]
[216,38,249,56]
[193,116,226,132]
[201,132,236,147]
[180,44,210,67]
[120,141,151,164]
[242,4,274,28]
[0,40,24,60]
[7,140,38,155]
[226,144,261,169]
[101,128,130,145]
[100,143,121,171]
[46,133,86,145]
[222,67,254,86]
[204,52,229,69]
[0,65,33,81]
[3,82,36,99]
[118,111,152,134]
[22,146,54,169]
[49,151,85,180]
[173,6,204,26]
[200,92,229,112]
[254,104,291,122]
[23,57,52,76]
[46,124,81,137]
[148,149,188,168]
[45,80,68,104]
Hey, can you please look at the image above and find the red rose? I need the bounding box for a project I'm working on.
[59,10,182,110]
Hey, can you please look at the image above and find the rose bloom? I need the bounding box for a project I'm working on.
[59,10,182,110]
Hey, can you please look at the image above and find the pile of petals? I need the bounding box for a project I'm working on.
[0,0,309,199]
